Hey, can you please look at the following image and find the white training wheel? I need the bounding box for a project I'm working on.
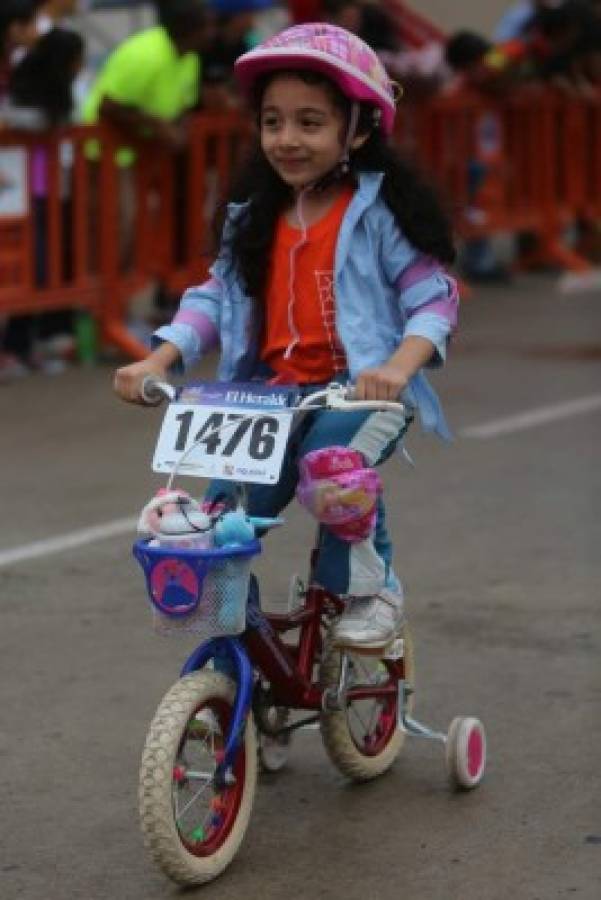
[445,716,486,789]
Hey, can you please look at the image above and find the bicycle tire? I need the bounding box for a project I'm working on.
[319,624,415,781]
[139,671,257,885]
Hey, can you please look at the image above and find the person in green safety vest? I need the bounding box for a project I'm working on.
[82,0,216,165]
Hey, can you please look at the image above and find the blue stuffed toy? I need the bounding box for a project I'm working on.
[213,509,283,548]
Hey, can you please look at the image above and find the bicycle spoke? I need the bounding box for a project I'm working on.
[354,657,375,684]
[185,769,215,780]
[341,652,393,748]
[176,776,214,824]
[366,698,381,736]
[349,702,370,735]
[173,727,218,831]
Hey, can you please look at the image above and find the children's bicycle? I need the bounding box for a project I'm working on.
[132,377,486,886]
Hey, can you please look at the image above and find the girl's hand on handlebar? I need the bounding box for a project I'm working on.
[114,360,167,405]
[354,364,409,402]
[114,341,181,404]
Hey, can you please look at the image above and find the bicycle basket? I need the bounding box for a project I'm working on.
[133,539,261,637]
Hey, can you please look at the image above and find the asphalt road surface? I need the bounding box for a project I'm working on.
[1,274,600,900]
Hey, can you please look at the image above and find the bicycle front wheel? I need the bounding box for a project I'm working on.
[139,671,257,885]
[319,624,415,781]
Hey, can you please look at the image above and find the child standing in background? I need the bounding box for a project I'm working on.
[114,23,458,652]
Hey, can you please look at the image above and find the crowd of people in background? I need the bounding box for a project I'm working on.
[446,0,601,98]
[2,0,601,379]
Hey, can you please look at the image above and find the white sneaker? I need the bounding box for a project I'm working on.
[332,588,405,651]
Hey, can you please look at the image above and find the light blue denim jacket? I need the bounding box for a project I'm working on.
[154,171,459,439]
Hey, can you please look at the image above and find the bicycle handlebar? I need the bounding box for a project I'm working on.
[141,377,405,416]
[297,383,406,415]
[141,376,177,405]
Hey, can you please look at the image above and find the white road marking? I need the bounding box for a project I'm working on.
[0,517,137,569]
[460,394,601,439]
[1,394,600,568]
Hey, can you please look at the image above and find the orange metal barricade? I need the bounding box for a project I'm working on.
[0,114,251,360]
[98,112,252,359]
[1,92,600,361]
[0,126,105,315]
[400,90,601,272]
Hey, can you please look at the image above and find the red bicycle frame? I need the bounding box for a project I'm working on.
[241,549,407,712]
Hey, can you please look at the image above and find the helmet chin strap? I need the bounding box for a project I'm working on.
[297,101,361,195]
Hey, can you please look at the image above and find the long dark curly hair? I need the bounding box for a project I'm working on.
[219,70,456,301]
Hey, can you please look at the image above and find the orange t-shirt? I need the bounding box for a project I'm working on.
[261,187,354,383]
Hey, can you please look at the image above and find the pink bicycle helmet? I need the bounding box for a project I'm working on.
[234,22,397,136]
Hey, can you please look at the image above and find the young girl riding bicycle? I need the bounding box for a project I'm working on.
[114,22,459,654]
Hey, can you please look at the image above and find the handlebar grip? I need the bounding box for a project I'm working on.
[141,376,176,405]
[327,384,406,415]
[296,383,406,414]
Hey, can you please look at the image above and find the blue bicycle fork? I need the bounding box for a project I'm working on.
[180,636,254,787]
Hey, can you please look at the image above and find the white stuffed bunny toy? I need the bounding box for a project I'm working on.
[137,489,213,549]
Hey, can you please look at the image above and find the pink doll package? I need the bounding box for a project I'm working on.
[296,446,382,542]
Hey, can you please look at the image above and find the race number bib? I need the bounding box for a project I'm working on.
[152,383,299,484]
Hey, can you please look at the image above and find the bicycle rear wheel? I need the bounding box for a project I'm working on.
[139,671,257,885]
[319,624,415,781]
